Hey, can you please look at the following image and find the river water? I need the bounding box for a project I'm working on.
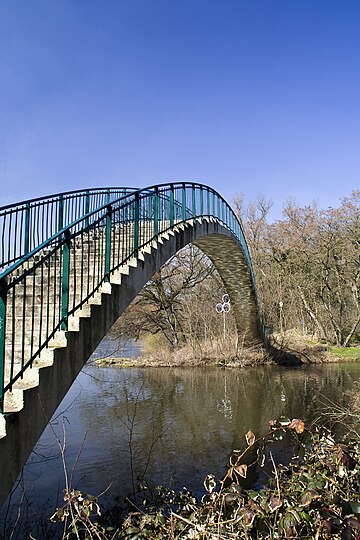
[1,344,360,538]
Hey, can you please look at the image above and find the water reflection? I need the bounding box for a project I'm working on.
[1,361,359,538]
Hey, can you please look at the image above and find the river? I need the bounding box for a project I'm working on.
[1,343,360,538]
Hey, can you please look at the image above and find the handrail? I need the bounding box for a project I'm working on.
[0,187,137,271]
[0,182,257,413]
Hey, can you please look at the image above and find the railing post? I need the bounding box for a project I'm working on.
[207,188,210,216]
[154,187,159,241]
[61,229,70,331]
[58,194,64,233]
[134,193,139,258]
[0,277,7,414]
[192,185,196,218]
[85,190,90,229]
[24,202,30,255]
[105,204,112,282]
[169,185,174,227]
[182,184,186,221]
[200,186,204,216]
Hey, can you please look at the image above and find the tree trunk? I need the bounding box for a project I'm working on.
[297,286,327,340]
[343,315,360,347]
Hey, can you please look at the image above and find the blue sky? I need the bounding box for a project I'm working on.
[1,0,359,218]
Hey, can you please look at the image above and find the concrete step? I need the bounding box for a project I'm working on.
[3,389,23,414]
[5,331,67,353]
[0,414,5,438]
[4,365,39,390]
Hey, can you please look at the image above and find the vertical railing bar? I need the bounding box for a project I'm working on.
[1,215,6,268]
[46,201,51,242]
[0,277,7,413]
[10,285,15,388]
[125,204,128,260]
[72,233,76,311]
[14,210,19,262]
[61,229,70,331]
[154,187,159,241]
[19,209,24,262]
[182,184,186,222]
[59,242,63,325]
[36,204,41,248]
[80,230,84,307]
[50,201,54,240]
[102,216,106,280]
[7,212,12,262]
[64,197,69,229]
[58,195,64,233]
[52,248,57,331]
[86,225,90,297]
[38,261,44,357]
[21,275,26,374]
[85,190,90,229]
[46,256,50,343]
[111,212,114,269]
[134,193,139,259]
[93,224,97,295]
[118,206,122,267]
[170,186,174,227]
[30,268,35,358]
[93,224,97,293]
[121,206,125,264]
[67,197,71,227]
[41,204,46,249]
[105,205,112,282]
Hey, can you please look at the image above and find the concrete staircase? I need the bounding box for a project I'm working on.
[0,220,189,438]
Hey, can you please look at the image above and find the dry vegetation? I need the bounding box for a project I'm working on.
[101,191,360,366]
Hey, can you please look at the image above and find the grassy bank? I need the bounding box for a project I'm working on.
[94,332,360,369]
[329,346,360,361]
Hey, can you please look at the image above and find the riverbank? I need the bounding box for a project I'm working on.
[94,334,360,368]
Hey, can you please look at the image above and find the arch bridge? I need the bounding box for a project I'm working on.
[0,182,262,504]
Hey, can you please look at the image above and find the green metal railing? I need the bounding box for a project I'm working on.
[0,187,137,272]
[0,182,256,413]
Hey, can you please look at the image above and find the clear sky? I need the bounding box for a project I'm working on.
[1,0,359,218]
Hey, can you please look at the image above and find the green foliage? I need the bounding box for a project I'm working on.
[329,347,360,361]
[51,420,360,539]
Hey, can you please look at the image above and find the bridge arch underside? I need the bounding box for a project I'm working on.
[193,234,261,343]
[0,219,261,506]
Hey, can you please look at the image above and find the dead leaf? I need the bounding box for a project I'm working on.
[289,419,305,434]
[245,430,256,446]
[268,496,282,512]
[235,464,248,478]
